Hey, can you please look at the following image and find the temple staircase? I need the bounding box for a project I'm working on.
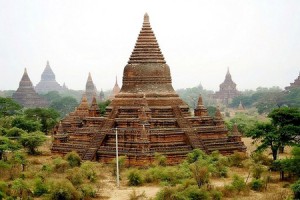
[82,107,119,161]
[172,106,207,153]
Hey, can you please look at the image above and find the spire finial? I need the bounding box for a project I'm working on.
[47,60,49,66]
[115,76,118,85]
[24,68,27,73]
[227,67,230,75]
[144,13,149,23]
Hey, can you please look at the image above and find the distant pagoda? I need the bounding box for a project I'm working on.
[52,14,246,166]
[108,76,121,100]
[85,72,98,104]
[285,72,300,90]
[35,61,64,93]
[99,89,105,102]
[213,68,240,105]
[13,68,48,108]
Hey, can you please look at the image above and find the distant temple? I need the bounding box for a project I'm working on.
[13,68,48,108]
[85,72,98,104]
[213,68,240,105]
[35,61,64,93]
[285,72,300,90]
[99,89,105,102]
[51,14,246,166]
[108,76,121,100]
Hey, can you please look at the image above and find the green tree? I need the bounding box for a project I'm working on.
[0,97,22,117]
[12,116,41,132]
[24,108,59,133]
[98,100,111,116]
[19,131,47,155]
[0,136,21,160]
[50,96,78,117]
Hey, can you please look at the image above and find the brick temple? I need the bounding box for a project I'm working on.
[213,68,240,105]
[285,72,300,90]
[51,14,246,166]
[108,76,121,100]
[35,61,64,93]
[85,72,98,104]
[13,68,48,108]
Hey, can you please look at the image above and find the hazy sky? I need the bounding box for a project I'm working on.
[0,0,299,92]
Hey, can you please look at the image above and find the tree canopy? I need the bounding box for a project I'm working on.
[0,97,22,117]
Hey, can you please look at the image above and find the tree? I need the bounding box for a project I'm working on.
[50,96,78,117]
[98,100,111,116]
[12,116,41,132]
[247,107,300,160]
[0,136,21,160]
[19,131,47,155]
[0,97,22,117]
[24,108,60,133]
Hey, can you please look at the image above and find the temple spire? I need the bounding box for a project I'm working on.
[144,13,149,23]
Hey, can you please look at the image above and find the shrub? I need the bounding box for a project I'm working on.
[291,179,300,200]
[250,179,264,191]
[251,163,266,179]
[128,190,147,200]
[210,189,223,200]
[231,174,246,194]
[6,127,26,137]
[187,149,207,164]
[81,185,97,198]
[81,161,97,182]
[0,181,8,198]
[154,152,167,166]
[127,169,143,186]
[250,151,272,166]
[228,152,248,167]
[48,179,81,200]
[111,156,126,176]
[34,177,48,196]
[66,167,84,186]
[190,159,213,188]
[64,151,81,167]
[53,157,69,173]
[11,178,32,199]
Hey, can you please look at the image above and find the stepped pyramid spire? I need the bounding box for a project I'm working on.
[89,95,100,117]
[194,95,209,117]
[35,61,63,93]
[13,68,48,108]
[85,72,98,104]
[128,13,166,64]
[285,72,300,90]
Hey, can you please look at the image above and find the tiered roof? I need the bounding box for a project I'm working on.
[285,72,300,90]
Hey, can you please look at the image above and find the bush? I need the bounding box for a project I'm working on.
[231,174,246,194]
[66,167,84,186]
[228,152,248,167]
[210,189,222,200]
[127,169,143,186]
[48,179,81,200]
[64,151,81,167]
[187,149,207,164]
[250,152,272,166]
[291,179,300,200]
[6,127,26,137]
[250,179,264,191]
[80,161,97,182]
[53,157,69,173]
[34,177,48,196]
[154,152,167,166]
[251,163,266,179]
[81,185,97,198]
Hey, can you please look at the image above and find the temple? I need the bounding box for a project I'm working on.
[213,68,240,105]
[285,72,300,90]
[108,76,121,100]
[51,14,246,166]
[85,72,98,104]
[12,68,48,108]
[99,89,105,102]
[35,61,64,93]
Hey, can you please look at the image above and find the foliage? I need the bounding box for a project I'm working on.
[251,163,266,179]
[228,151,248,167]
[0,97,22,117]
[50,96,78,117]
[12,116,41,132]
[207,106,217,118]
[34,177,48,196]
[0,116,14,129]
[226,112,260,135]
[64,151,81,167]
[98,100,111,116]
[52,157,69,173]
[128,190,147,200]
[66,167,84,186]
[190,159,214,188]
[19,131,47,155]
[80,161,97,182]
[6,127,26,137]
[127,169,144,186]
[81,184,97,198]
[47,179,81,200]
[11,178,32,199]
[111,155,127,176]
[291,179,300,199]
[24,108,59,133]
[187,149,207,164]
[230,174,247,194]
[0,136,21,160]
[250,179,264,191]
[154,152,167,166]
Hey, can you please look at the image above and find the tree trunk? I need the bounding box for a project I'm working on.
[272,149,278,160]
[279,146,284,153]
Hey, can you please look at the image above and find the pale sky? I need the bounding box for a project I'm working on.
[0,0,299,92]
